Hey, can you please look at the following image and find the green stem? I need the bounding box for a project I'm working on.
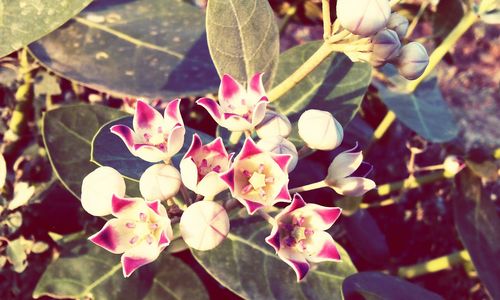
[268,42,334,102]
[377,171,448,197]
[397,250,470,278]
[289,180,328,194]
[8,48,33,137]
[372,111,397,141]
[229,131,243,145]
[493,148,500,160]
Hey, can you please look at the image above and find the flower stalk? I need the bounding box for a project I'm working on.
[397,250,470,279]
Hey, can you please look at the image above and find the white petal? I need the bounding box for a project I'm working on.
[179,158,200,193]
[81,167,126,216]
[196,172,229,197]
[139,164,181,201]
[331,177,376,197]
[326,149,363,181]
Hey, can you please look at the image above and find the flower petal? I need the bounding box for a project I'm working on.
[205,137,229,157]
[219,168,235,192]
[221,115,254,132]
[196,172,229,197]
[275,193,306,222]
[331,177,376,197]
[248,72,265,97]
[133,144,169,163]
[110,125,137,152]
[133,100,164,134]
[163,98,184,129]
[88,219,136,254]
[219,74,245,105]
[183,134,203,159]
[296,203,342,231]
[197,97,224,123]
[238,138,263,160]
[166,124,185,158]
[277,247,310,281]
[305,231,341,263]
[250,97,268,126]
[81,167,126,216]
[275,184,292,202]
[242,199,264,215]
[272,153,292,173]
[111,194,150,220]
[327,145,364,181]
[180,157,200,193]
[265,224,280,252]
[121,240,161,277]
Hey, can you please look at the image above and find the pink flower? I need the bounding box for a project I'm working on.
[325,144,375,197]
[111,99,185,163]
[197,73,268,132]
[220,138,291,214]
[180,134,233,197]
[89,195,173,277]
[265,194,342,281]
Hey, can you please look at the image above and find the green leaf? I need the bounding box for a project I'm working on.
[6,237,32,273]
[42,104,139,198]
[29,0,218,99]
[192,216,357,299]
[0,0,93,58]
[33,242,208,300]
[375,65,458,143]
[342,272,443,300]
[206,0,280,88]
[272,41,372,126]
[454,169,500,299]
[91,116,214,180]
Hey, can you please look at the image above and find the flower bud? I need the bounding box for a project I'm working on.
[387,12,409,39]
[395,42,429,80]
[336,0,391,37]
[298,109,343,151]
[180,201,230,251]
[255,110,292,139]
[81,166,125,216]
[257,136,298,172]
[371,29,401,67]
[443,155,464,177]
[139,164,181,201]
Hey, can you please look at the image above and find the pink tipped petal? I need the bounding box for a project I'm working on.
[250,98,268,126]
[89,219,136,254]
[239,138,263,160]
[219,74,245,104]
[306,231,341,263]
[265,226,280,252]
[301,203,342,230]
[183,134,203,159]
[111,194,136,215]
[166,125,185,158]
[121,241,161,278]
[332,177,376,197]
[146,200,161,216]
[328,148,364,181]
[273,153,292,172]
[110,125,136,150]
[205,137,229,157]
[219,168,235,192]
[158,229,171,248]
[197,97,223,122]
[243,199,264,215]
[277,248,310,282]
[133,100,163,133]
[248,73,265,96]
[164,98,183,127]
[221,115,253,132]
[111,195,150,220]
[133,144,169,163]
[275,185,292,201]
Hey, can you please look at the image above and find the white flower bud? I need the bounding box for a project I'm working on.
[336,0,391,37]
[443,155,463,177]
[395,42,429,80]
[298,109,344,151]
[257,136,298,172]
[387,12,409,39]
[180,201,230,251]
[139,164,181,201]
[255,110,292,139]
[371,29,402,67]
[81,166,126,216]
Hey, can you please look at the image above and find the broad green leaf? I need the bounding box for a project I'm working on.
[0,0,92,58]
[343,210,390,266]
[91,116,214,180]
[33,242,208,300]
[30,0,218,99]
[272,42,372,125]
[192,216,357,299]
[206,0,280,88]
[342,272,443,300]
[454,169,500,299]
[375,65,458,143]
[42,104,139,198]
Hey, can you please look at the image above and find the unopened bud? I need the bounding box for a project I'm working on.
[336,0,391,37]
[180,201,230,251]
[371,29,401,67]
[443,155,464,177]
[298,110,343,151]
[257,136,298,172]
[395,42,429,80]
[139,164,181,201]
[387,13,409,39]
[255,111,292,139]
[81,167,125,216]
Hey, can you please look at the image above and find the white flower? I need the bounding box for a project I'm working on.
[298,109,343,151]
[81,166,126,216]
[139,164,181,201]
[180,201,230,251]
[255,110,292,139]
[257,136,298,172]
[395,42,429,80]
[336,0,391,37]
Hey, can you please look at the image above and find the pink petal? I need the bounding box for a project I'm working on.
[163,98,183,128]
[111,195,150,220]
[275,184,292,202]
[265,225,280,252]
[146,200,162,216]
[299,203,342,231]
[197,97,223,122]
[248,72,265,96]
[219,168,235,192]
[121,241,161,277]
[239,138,263,160]
[133,100,163,132]
[274,193,306,222]
[204,137,229,157]
[306,231,341,263]
[331,177,376,197]
[277,248,310,282]
[183,134,203,159]
[110,125,136,151]
[158,229,171,248]
[219,74,245,104]
[272,153,292,173]
[242,199,264,215]
[88,219,136,254]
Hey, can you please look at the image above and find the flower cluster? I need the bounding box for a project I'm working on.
[335,0,429,80]
[80,73,375,280]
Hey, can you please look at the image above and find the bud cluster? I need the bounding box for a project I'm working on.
[333,0,430,80]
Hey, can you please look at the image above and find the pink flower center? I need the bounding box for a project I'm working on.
[127,211,161,246]
[280,215,314,252]
[240,164,274,198]
[143,126,169,151]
